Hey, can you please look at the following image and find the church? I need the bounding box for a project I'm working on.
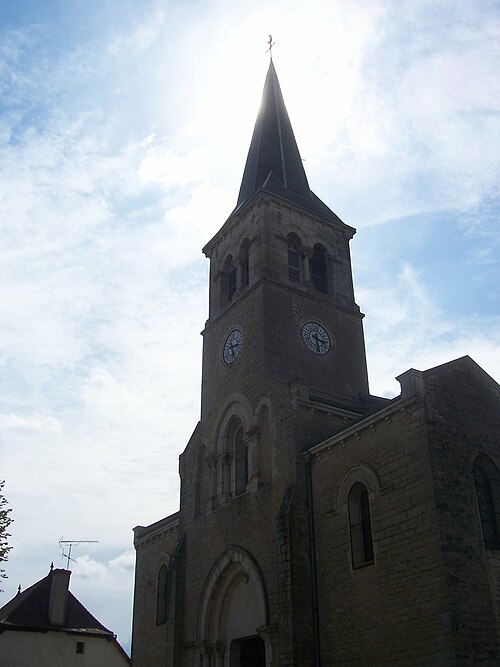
[131,61,500,666]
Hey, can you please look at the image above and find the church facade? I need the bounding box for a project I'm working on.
[131,62,500,666]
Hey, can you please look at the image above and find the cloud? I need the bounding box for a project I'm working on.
[0,414,62,433]
[108,8,166,55]
[139,146,207,188]
[360,260,500,397]
[74,555,107,581]
[74,550,135,580]
[109,550,135,572]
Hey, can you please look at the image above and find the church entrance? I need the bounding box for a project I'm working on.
[230,636,266,667]
[198,547,270,667]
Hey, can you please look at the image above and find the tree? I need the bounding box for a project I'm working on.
[0,480,13,592]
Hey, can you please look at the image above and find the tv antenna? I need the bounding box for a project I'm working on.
[59,538,99,570]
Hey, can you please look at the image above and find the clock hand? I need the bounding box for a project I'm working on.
[312,332,321,352]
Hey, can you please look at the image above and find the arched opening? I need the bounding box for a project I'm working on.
[234,426,248,495]
[287,234,303,283]
[222,255,237,303]
[227,418,248,497]
[309,243,328,293]
[348,482,374,569]
[198,547,269,667]
[230,636,266,667]
[156,564,168,625]
[240,239,250,289]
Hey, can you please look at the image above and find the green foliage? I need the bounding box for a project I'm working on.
[0,480,13,591]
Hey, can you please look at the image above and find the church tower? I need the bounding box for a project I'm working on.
[132,59,500,667]
[201,60,370,436]
[132,61,383,667]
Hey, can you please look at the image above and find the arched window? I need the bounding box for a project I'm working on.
[474,457,500,548]
[287,235,303,283]
[227,418,248,497]
[234,426,248,496]
[222,255,237,303]
[348,482,374,569]
[240,240,250,289]
[309,244,328,293]
[156,564,168,625]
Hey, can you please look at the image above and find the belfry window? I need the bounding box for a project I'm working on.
[240,240,250,289]
[228,266,237,301]
[288,235,303,283]
[348,482,374,569]
[474,457,500,548]
[156,564,168,625]
[222,255,237,303]
[310,244,328,293]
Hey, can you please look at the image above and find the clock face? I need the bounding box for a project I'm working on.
[223,329,243,364]
[302,321,331,355]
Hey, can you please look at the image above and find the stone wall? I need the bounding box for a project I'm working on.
[312,395,454,665]
[131,514,179,667]
[424,360,500,662]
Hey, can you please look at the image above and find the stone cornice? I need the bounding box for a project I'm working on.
[306,395,420,458]
[133,513,179,548]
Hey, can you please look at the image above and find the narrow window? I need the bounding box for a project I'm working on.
[474,461,500,548]
[241,252,249,288]
[310,244,328,293]
[234,426,248,496]
[228,265,237,301]
[240,241,250,289]
[288,236,302,283]
[348,482,374,569]
[75,642,85,654]
[222,255,237,304]
[156,564,168,625]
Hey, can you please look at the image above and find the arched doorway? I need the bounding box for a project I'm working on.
[230,636,266,667]
[198,547,270,666]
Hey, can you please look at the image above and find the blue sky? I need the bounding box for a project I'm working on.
[1,0,499,653]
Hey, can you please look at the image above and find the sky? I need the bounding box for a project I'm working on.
[1,0,499,654]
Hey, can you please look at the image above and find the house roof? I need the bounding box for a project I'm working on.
[0,567,111,636]
[234,61,344,224]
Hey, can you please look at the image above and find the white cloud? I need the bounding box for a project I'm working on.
[0,413,62,432]
[74,555,107,581]
[109,550,135,572]
[108,9,166,55]
[139,145,207,188]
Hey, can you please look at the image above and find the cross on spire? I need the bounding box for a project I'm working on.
[266,35,275,60]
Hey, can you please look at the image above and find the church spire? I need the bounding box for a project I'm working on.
[236,61,340,222]
[237,61,310,207]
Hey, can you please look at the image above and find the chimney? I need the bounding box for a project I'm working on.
[48,569,71,625]
[396,368,424,398]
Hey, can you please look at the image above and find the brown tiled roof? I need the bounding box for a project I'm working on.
[0,568,111,636]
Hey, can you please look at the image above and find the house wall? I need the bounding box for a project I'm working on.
[0,629,129,667]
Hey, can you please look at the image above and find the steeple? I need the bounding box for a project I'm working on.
[236,61,340,222]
